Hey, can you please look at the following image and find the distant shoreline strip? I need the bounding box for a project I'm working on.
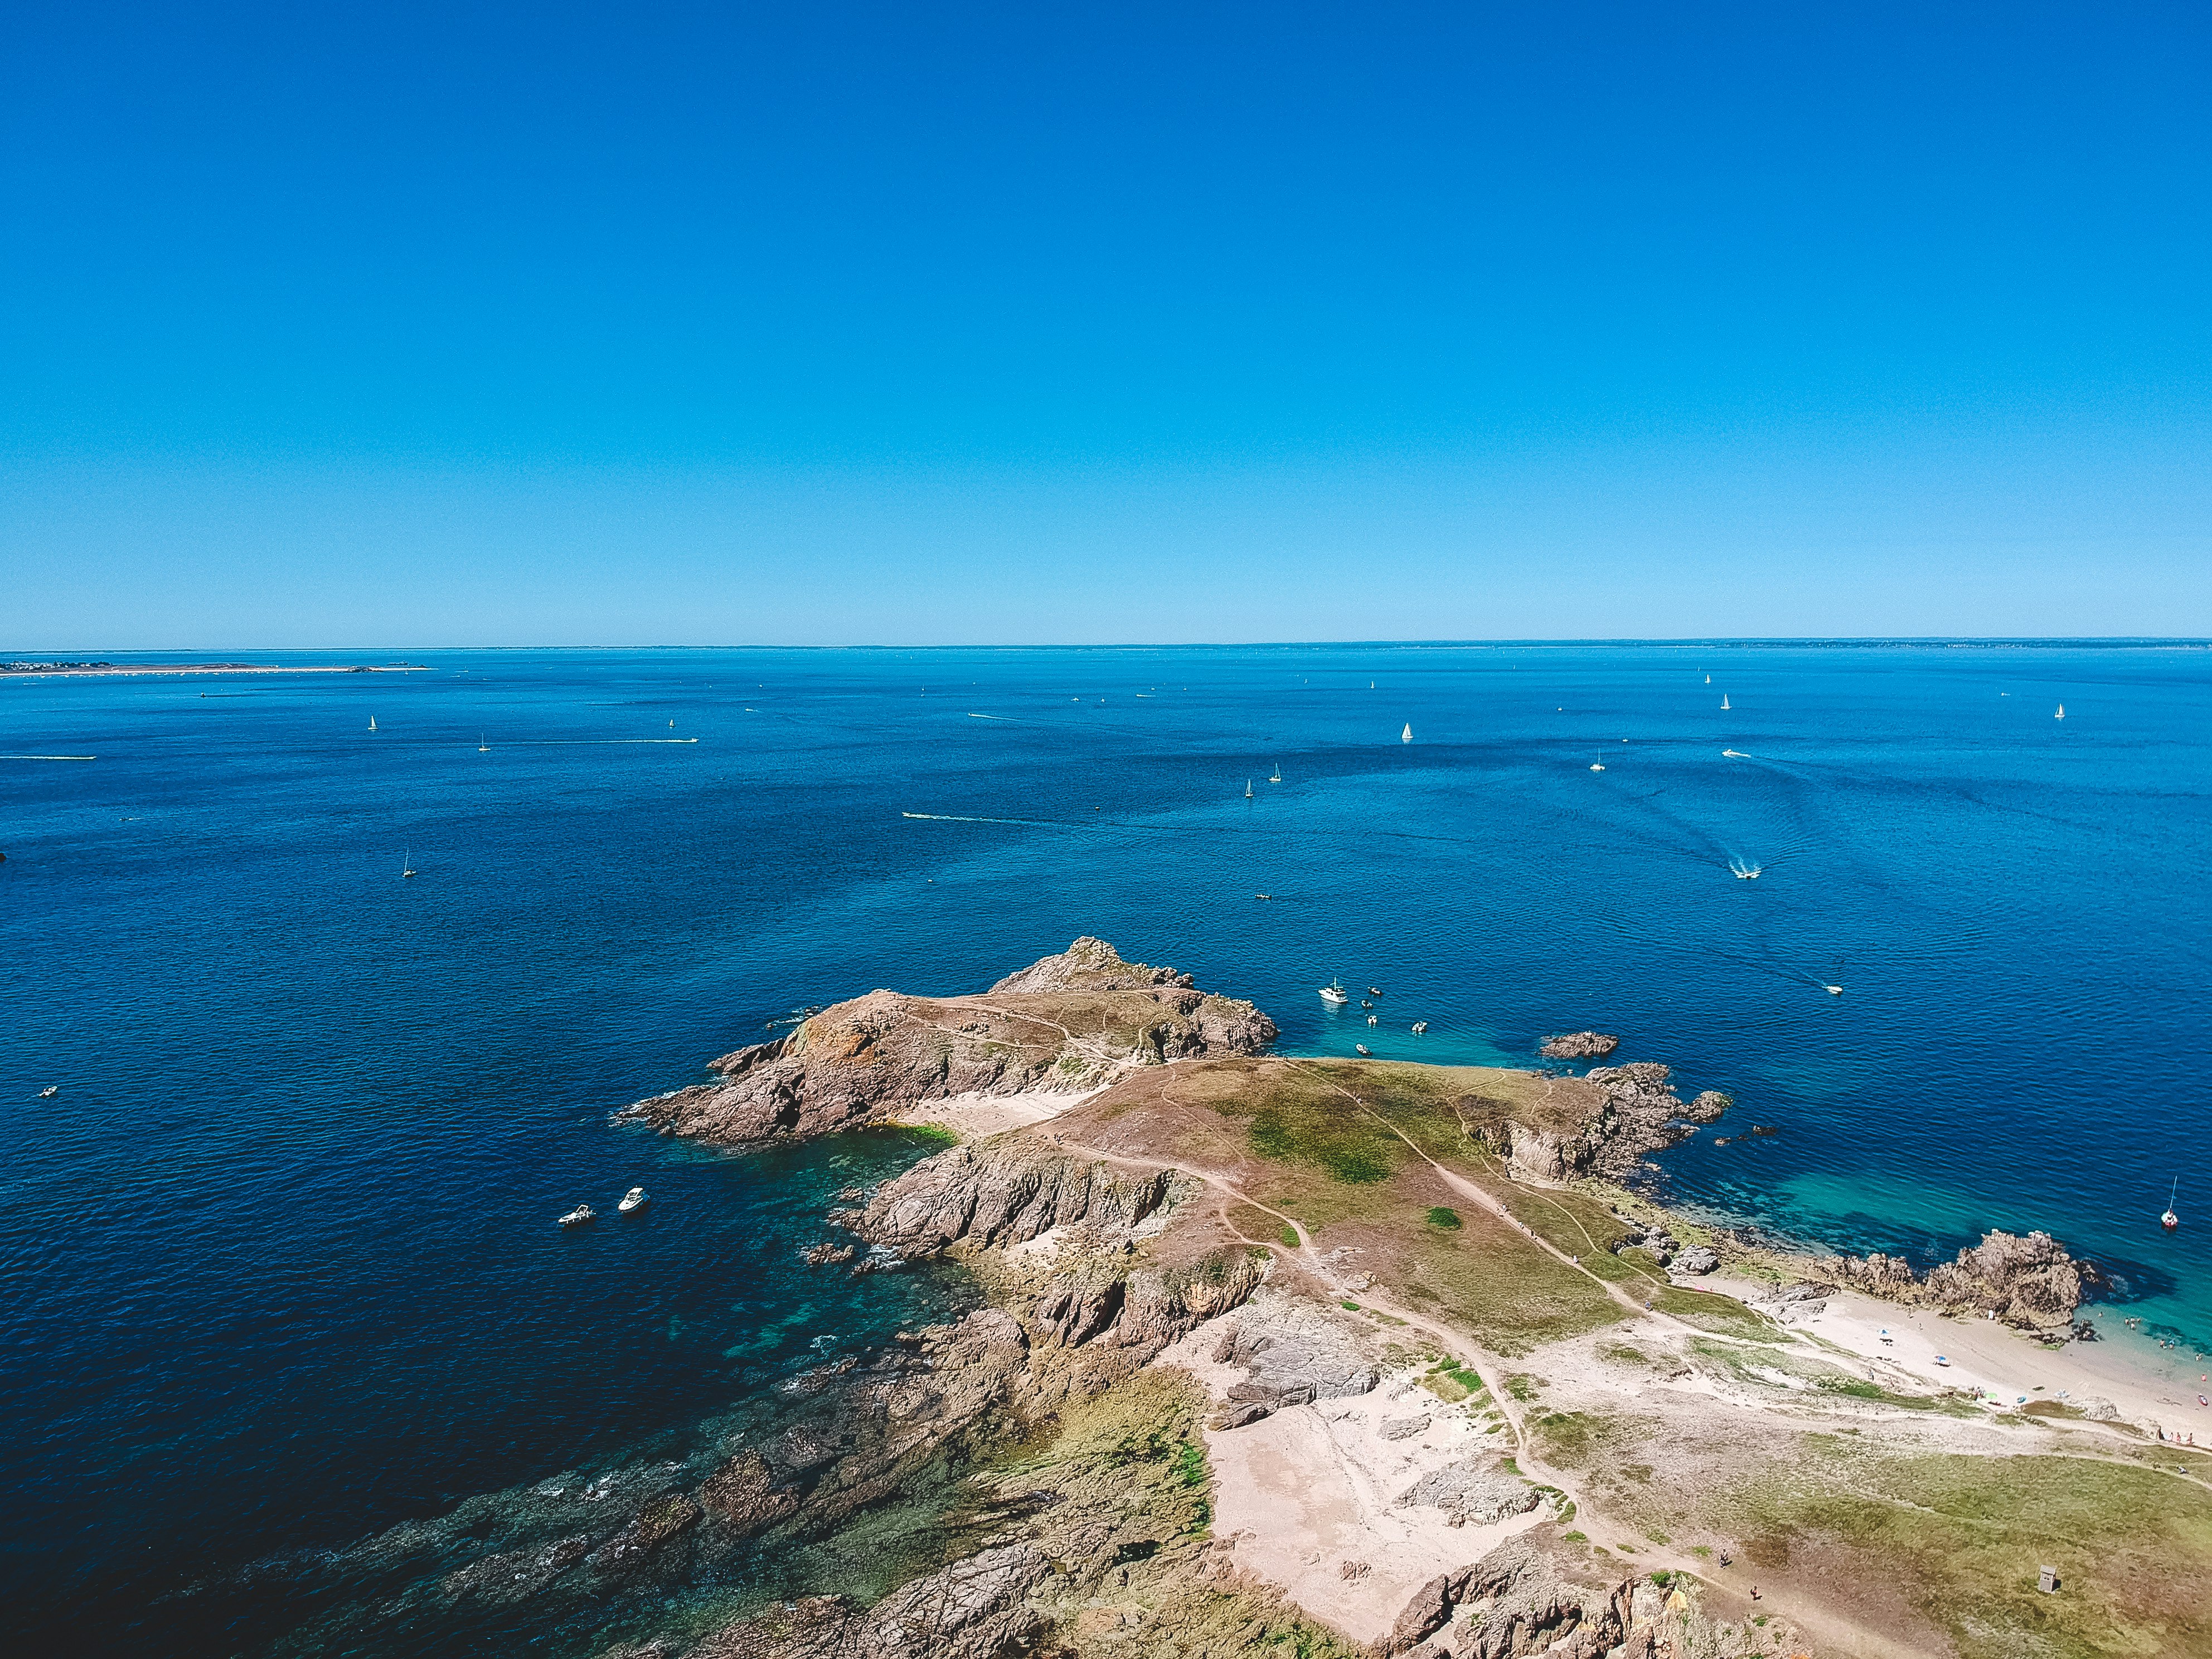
[1,754,96,761]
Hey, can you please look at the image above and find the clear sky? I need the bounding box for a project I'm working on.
[4,2,2208,647]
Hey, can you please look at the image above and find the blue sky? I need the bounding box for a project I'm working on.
[4,2,2208,646]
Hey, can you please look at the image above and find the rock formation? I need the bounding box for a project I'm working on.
[1465,1064,1729,1183]
[622,939,1275,1146]
[1539,1031,1619,1059]
[1814,1229,2088,1330]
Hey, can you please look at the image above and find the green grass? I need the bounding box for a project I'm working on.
[1651,1286,1780,1341]
[1425,1205,1462,1229]
[1721,1444,2212,1658]
[1278,1224,1300,1248]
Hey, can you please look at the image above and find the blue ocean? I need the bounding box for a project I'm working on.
[4,643,2208,1652]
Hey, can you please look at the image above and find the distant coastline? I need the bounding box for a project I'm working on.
[0,660,428,677]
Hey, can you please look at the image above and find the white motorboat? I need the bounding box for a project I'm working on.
[1320,979,1350,1005]
[39,1085,59,1098]
[1410,1021,1428,1034]
[1722,749,1747,758]
[1355,1043,1371,1056]
[1366,1015,1378,1026]
[1368,986,1382,996]
[619,1186,651,1215]
[557,1204,596,1227]
[1824,984,1844,996]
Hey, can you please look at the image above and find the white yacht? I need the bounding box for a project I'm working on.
[2055,704,2065,720]
[619,1186,651,1215]
[557,1204,596,1227]
[368,716,377,731]
[1590,762,1605,772]
[39,1085,58,1098]
[1400,722,1413,743]
[1720,695,1730,710]
[1355,1043,1371,1056]
[1723,749,1747,758]
[1269,764,1282,783]
[1320,979,1350,1005]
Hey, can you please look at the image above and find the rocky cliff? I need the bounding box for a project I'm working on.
[1463,1063,1730,1183]
[622,938,1275,1146]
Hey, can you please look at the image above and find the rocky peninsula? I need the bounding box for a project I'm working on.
[292,941,2212,1659]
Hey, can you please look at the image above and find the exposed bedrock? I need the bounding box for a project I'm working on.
[1812,1229,2090,1330]
[1469,1063,1731,1183]
[621,938,1275,1147]
[1207,1288,1380,1427]
[1538,1031,1619,1059]
[850,1138,1180,1258]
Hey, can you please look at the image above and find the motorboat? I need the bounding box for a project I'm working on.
[1361,998,1373,1008]
[1411,1021,1428,1034]
[557,1204,596,1227]
[1355,1043,1371,1056]
[1823,984,1843,996]
[1368,986,1382,996]
[1320,979,1349,1005]
[1366,1015,1379,1026]
[1722,749,1747,758]
[619,1186,651,1215]
[39,1085,58,1098]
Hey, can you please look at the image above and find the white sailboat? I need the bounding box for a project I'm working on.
[368,716,377,731]
[1590,761,1605,772]
[478,733,489,752]
[1245,778,1254,799]
[2163,1179,2179,1232]
[401,850,415,879]
[2055,704,2065,720]
[1720,695,1731,710]
[1705,675,1711,684]
[1269,763,1282,783]
[1400,722,1413,743]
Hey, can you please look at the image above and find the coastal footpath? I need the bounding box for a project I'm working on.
[299,940,2212,1658]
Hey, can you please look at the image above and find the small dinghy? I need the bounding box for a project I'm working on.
[1410,1021,1428,1034]
[619,1186,651,1215]
[1369,986,1383,997]
[1355,1042,1371,1056]
[1933,1355,1951,1367]
[1366,1015,1379,1026]
[557,1204,596,1227]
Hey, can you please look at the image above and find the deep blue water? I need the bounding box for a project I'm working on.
[4,642,2209,1651]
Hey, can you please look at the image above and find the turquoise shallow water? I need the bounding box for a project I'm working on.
[3,642,2208,1651]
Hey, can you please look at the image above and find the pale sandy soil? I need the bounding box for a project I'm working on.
[1158,1317,1544,1648]
[1764,1282,2212,1443]
[886,1084,1107,1139]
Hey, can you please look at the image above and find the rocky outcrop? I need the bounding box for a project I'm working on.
[1539,1031,1619,1059]
[622,939,1275,1147]
[1672,1245,1719,1275]
[1207,1289,1380,1425]
[1815,1230,2088,1330]
[987,935,1197,994]
[851,1141,1180,1258]
[1393,1458,1541,1523]
[1387,1535,1809,1659]
[681,1543,1052,1659]
[1470,1063,1728,1184]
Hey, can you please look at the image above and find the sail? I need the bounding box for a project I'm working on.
[1400,722,1413,743]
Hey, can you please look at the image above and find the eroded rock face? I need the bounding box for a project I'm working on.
[1476,1063,1726,1183]
[1818,1230,2088,1330]
[621,939,1275,1147]
[852,1141,1180,1258]
[1539,1031,1619,1059]
[682,1544,1052,1659]
[1673,1245,1719,1275]
[1207,1289,1380,1424]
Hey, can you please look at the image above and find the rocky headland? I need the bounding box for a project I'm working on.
[622,938,1274,1145]
[284,941,2211,1659]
